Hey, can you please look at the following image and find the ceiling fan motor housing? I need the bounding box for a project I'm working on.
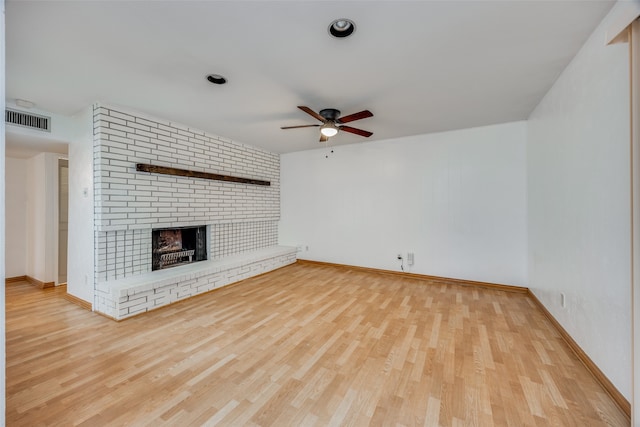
[319,108,341,122]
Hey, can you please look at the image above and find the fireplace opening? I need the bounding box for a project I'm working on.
[152,226,207,271]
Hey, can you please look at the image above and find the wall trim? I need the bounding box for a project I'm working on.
[527,290,631,420]
[25,275,54,289]
[94,311,118,322]
[5,275,27,284]
[296,259,528,293]
[63,292,92,311]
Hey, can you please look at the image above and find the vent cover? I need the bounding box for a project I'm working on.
[5,108,51,132]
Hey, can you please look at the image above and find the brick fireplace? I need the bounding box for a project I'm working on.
[92,104,294,319]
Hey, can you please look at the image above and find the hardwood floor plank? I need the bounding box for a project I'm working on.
[6,263,630,426]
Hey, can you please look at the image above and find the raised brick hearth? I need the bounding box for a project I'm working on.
[96,246,296,320]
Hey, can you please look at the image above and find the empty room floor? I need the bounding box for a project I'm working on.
[6,262,628,426]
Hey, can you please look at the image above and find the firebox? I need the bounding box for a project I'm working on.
[152,226,207,271]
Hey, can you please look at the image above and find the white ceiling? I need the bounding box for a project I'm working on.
[5,0,614,154]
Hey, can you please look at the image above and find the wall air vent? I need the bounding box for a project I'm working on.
[5,108,51,132]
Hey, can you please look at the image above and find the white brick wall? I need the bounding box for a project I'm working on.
[93,104,281,282]
[210,221,278,259]
[94,105,279,232]
[96,229,151,281]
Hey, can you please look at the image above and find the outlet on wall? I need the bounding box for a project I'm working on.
[560,292,566,308]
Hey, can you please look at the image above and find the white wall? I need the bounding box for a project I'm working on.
[280,121,527,286]
[66,106,94,304]
[527,4,631,400]
[25,152,59,283]
[3,103,93,301]
[5,102,79,159]
[5,157,27,277]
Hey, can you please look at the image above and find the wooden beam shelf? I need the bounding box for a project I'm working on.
[136,163,271,186]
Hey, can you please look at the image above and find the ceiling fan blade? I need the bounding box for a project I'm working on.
[339,125,373,137]
[281,124,320,129]
[298,106,325,123]
[337,110,373,124]
[319,133,329,143]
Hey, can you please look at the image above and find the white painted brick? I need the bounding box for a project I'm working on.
[127,121,151,132]
[134,128,158,139]
[103,115,127,126]
[133,146,152,154]
[127,133,152,143]
[109,110,136,121]
[127,305,148,316]
[95,104,281,286]
[102,128,128,138]
[168,121,190,132]
[111,207,136,214]
[109,123,135,134]
[111,219,137,226]
[157,123,174,133]
[133,141,158,151]
[132,152,158,161]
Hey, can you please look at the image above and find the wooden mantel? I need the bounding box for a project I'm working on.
[136,163,270,186]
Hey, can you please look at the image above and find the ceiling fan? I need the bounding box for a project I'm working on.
[281,106,373,142]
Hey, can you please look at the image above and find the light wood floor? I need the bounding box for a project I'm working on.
[6,262,629,426]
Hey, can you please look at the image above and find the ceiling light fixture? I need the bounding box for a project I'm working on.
[206,74,227,85]
[328,18,356,38]
[320,122,338,137]
[15,99,35,109]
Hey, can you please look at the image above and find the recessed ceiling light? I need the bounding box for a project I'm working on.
[206,74,227,85]
[329,18,355,38]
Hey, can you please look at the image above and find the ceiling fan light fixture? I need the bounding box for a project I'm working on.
[320,123,338,137]
[329,18,355,38]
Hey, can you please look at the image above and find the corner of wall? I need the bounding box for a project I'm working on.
[66,106,96,304]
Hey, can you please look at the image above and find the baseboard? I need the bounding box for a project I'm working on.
[63,292,92,311]
[94,311,118,322]
[5,275,27,284]
[25,276,55,289]
[295,259,528,293]
[527,290,630,420]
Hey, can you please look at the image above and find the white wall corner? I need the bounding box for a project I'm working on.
[605,0,640,45]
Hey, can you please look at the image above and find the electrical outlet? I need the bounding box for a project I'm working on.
[407,252,414,265]
[560,293,566,308]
